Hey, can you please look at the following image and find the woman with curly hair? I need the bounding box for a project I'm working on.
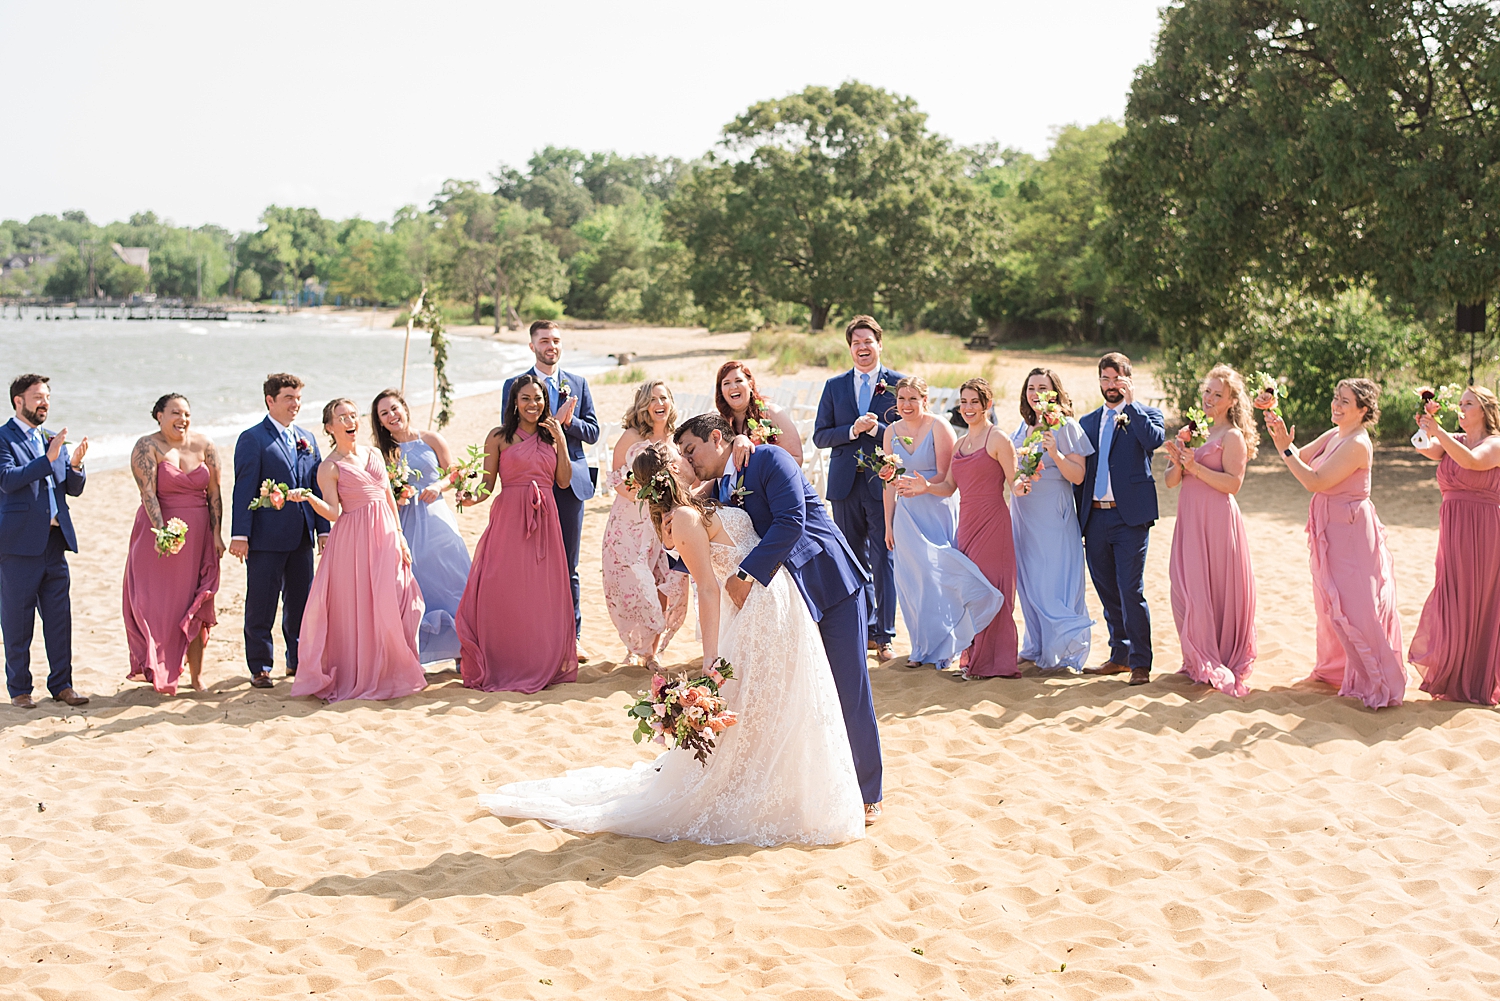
[1266,378,1406,708]
[1163,365,1259,696]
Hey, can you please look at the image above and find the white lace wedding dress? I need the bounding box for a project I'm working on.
[480,506,865,846]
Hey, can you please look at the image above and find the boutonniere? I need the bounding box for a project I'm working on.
[556,376,572,402]
[294,436,312,455]
[1114,411,1131,430]
[873,378,890,396]
[730,472,753,503]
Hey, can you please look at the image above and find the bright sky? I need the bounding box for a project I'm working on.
[0,0,1166,233]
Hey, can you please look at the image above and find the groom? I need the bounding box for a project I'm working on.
[229,373,327,689]
[674,412,884,822]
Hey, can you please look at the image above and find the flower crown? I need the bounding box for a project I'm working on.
[634,466,677,507]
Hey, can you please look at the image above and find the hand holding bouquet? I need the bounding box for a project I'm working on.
[1176,406,1209,449]
[247,479,291,511]
[745,417,781,445]
[152,518,188,557]
[856,447,907,484]
[1013,390,1063,487]
[1251,372,1288,419]
[1415,384,1461,422]
[386,455,420,506]
[439,444,491,512]
[626,658,739,765]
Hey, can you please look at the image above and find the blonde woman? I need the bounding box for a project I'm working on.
[1163,365,1259,696]
[600,380,689,669]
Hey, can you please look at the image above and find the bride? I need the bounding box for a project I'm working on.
[480,442,865,846]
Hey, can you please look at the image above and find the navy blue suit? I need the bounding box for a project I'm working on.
[0,418,85,697]
[231,416,328,677]
[732,445,883,804]
[502,367,600,636]
[1075,402,1165,671]
[812,365,904,643]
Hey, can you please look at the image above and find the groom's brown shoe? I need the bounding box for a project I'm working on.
[249,672,274,689]
[51,688,89,706]
[11,694,37,709]
[1128,668,1151,686]
[1083,661,1130,676]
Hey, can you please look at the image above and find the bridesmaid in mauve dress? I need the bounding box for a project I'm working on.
[123,394,224,695]
[372,389,472,666]
[1409,386,1500,705]
[601,380,688,668]
[1163,365,1258,697]
[457,374,577,693]
[883,377,1001,671]
[289,399,427,703]
[1007,368,1094,671]
[903,378,1020,678]
[1265,378,1406,709]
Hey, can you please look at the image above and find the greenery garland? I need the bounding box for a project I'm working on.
[411,292,453,428]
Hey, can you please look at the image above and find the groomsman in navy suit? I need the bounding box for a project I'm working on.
[812,315,904,663]
[501,320,599,658]
[1075,352,1165,686]
[0,374,89,708]
[229,373,328,689]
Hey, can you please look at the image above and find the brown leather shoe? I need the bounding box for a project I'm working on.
[11,693,37,709]
[1128,668,1151,686]
[249,672,274,689]
[873,643,895,663]
[1083,661,1130,676]
[51,688,89,706]
[864,803,882,826]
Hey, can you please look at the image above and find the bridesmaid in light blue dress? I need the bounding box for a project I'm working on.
[1008,367,1094,671]
[373,389,473,665]
[883,378,1002,670]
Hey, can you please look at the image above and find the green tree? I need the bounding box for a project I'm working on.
[238,206,336,304]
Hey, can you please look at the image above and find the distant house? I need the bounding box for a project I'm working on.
[1,252,57,277]
[111,243,150,277]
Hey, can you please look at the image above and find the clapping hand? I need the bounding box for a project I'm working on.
[1265,411,1295,452]
[852,412,879,437]
[46,428,67,463]
[541,416,565,442]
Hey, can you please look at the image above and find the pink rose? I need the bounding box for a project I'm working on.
[1176,427,1192,444]
[1252,392,1275,410]
[1424,400,1440,416]
[878,464,897,482]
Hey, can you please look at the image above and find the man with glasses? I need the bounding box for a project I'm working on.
[1075,353,1165,686]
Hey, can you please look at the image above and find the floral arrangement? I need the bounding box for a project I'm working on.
[1415,384,1462,427]
[745,416,781,444]
[856,447,907,483]
[1176,406,1209,449]
[625,658,739,764]
[873,378,890,397]
[1251,372,1289,419]
[152,518,188,557]
[556,376,572,403]
[294,436,312,456]
[247,479,291,511]
[1014,390,1064,486]
[386,455,420,506]
[440,444,492,511]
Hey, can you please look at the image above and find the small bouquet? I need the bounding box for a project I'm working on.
[1176,406,1209,449]
[745,416,781,444]
[1251,372,1289,420]
[1412,384,1463,448]
[247,479,291,511]
[856,447,906,484]
[1013,390,1064,486]
[152,517,188,557]
[626,658,739,765]
[439,444,492,511]
[386,455,420,506]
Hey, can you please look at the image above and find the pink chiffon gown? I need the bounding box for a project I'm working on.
[600,439,689,660]
[951,441,1018,677]
[1169,438,1257,696]
[291,449,427,703]
[1305,442,1406,708]
[121,462,219,694]
[1409,440,1500,705]
[457,431,577,693]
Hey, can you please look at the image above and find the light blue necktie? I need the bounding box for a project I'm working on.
[546,375,561,412]
[856,372,872,416]
[718,468,737,504]
[1093,409,1115,501]
[31,428,59,521]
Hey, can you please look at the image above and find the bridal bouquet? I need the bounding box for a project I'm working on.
[855,447,906,483]
[1251,372,1289,420]
[1176,406,1209,449]
[386,455,420,506]
[745,416,781,444]
[626,658,739,765]
[1415,384,1462,425]
[439,444,491,511]
[1014,390,1064,485]
[247,479,292,511]
[152,518,188,557]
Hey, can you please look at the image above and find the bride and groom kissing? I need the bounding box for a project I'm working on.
[481,411,883,845]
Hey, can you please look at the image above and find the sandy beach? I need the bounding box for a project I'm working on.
[4,324,1498,1000]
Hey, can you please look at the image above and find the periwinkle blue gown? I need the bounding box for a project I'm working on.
[890,428,1002,669]
[398,439,472,664]
[1008,418,1095,670]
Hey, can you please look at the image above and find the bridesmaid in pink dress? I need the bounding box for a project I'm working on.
[1265,378,1406,709]
[1409,387,1500,705]
[900,378,1019,678]
[457,374,577,692]
[123,394,224,695]
[289,399,427,703]
[1163,365,1258,696]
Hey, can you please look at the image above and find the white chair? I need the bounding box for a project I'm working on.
[591,434,617,498]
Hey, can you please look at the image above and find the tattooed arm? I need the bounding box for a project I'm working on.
[131,435,164,530]
[203,435,226,557]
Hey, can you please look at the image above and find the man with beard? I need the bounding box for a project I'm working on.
[1075,353,1165,686]
[0,374,90,708]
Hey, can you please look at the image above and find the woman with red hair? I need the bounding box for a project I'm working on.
[715,361,803,465]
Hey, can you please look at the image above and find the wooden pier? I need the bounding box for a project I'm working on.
[0,297,269,322]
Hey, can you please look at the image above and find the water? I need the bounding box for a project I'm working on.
[0,312,608,469]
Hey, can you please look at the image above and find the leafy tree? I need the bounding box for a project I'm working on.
[238,206,336,303]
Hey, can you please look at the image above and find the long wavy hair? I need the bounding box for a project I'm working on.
[1203,364,1260,460]
[714,361,767,431]
[500,373,555,445]
[630,441,718,539]
[370,387,409,463]
[622,379,679,436]
[1019,367,1075,426]
[1467,385,1500,436]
